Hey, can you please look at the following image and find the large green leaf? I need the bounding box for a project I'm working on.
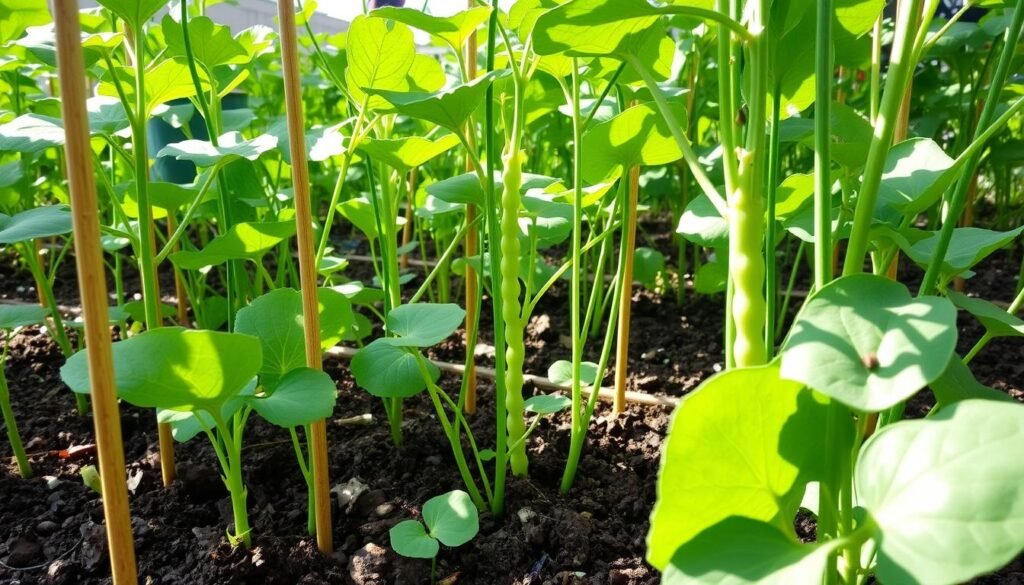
[533,0,666,61]
[0,0,49,44]
[346,15,417,110]
[169,220,296,270]
[663,518,841,584]
[876,139,956,218]
[350,339,439,398]
[425,173,485,207]
[423,490,479,547]
[0,205,72,244]
[337,196,387,241]
[0,114,64,154]
[857,400,1024,585]
[386,303,465,348]
[61,328,261,414]
[162,14,248,69]
[95,0,168,30]
[87,97,130,136]
[780,275,957,412]
[235,288,354,389]
[582,101,683,183]
[371,6,492,51]
[677,194,728,248]
[390,520,439,559]
[157,132,278,168]
[904,226,1024,281]
[647,364,845,570]
[358,134,460,173]
[365,69,510,133]
[0,304,49,330]
[250,367,337,428]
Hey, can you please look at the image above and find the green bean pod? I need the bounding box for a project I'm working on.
[500,149,529,477]
[730,151,767,367]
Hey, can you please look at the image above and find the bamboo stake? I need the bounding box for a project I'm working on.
[613,164,641,414]
[52,1,137,582]
[276,0,333,555]
[464,0,480,414]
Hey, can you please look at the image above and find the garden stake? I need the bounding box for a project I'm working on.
[52,0,138,581]
[276,0,333,555]
[613,162,640,415]
[464,0,479,414]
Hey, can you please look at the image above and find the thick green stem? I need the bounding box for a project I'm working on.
[765,87,782,358]
[500,149,528,477]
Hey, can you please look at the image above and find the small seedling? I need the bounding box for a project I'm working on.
[389,490,479,584]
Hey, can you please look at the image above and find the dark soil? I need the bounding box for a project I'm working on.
[1,219,1023,584]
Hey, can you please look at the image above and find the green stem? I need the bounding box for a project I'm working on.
[814,0,833,290]
[765,86,782,358]
[0,363,31,478]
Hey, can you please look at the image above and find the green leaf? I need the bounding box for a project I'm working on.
[524,393,572,415]
[634,247,665,289]
[773,173,815,220]
[87,97,130,135]
[250,367,337,428]
[61,328,262,414]
[0,0,49,44]
[366,69,510,133]
[857,400,1024,585]
[647,363,846,570]
[876,139,956,217]
[95,0,168,30]
[0,205,72,244]
[0,304,49,329]
[350,339,439,398]
[663,518,840,585]
[162,14,248,69]
[780,275,957,412]
[426,173,485,207]
[948,291,1024,339]
[346,15,417,110]
[423,490,479,547]
[904,226,1024,281]
[235,288,354,389]
[533,0,666,62]
[386,303,465,347]
[0,114,64,154]
[371,6,492,51]
[677,194,728,248]
[547,360,600,386]
[358,134,460,173]
[929,354,1014,410]
[157,132,278,168]
[582,101,683,183]
[157,389,250,442]
[390,520,439,559]
[169,220,296,270]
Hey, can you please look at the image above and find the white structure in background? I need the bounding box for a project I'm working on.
[78,0,349,35]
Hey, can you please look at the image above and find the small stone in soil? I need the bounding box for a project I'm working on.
[36,520,59,535]
[348,543,389,585]
[6,537,42,567]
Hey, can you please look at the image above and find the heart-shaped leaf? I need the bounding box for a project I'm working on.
[857,400,1024,585]
[351,339,439,398]
[386,303,465,347]
[647,363,847,570]
[250,367,337,428]
[582,100,684,183]
[61,328,262,414]
[876,139,956,218]
[366,69,510,133]
[358,134,460,173]
[423,490,479,547]
[780,275,957,412]
[524,393,573,415]
[389,519,439,559]
[346,15,416,110]
[0,205,72,244]
[162,14,248,69]
[547,360,600,386]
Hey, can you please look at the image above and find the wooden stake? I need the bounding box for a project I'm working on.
[613,164,641,414]
[463,0,479,414]
[276,0,333,555]
[52,1,138,582]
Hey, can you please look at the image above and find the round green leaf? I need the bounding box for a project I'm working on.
[389,520,439,559]
[250,367,337,428]
[0,304,49,329]
[857,400,1024,585]
[351,339,438,398]
[0,205,72,244]
[780,275,957,412]
[546,360,599,387]
[386,303,465,347]
[524,393,572,415]
[647,363,846,570]
[422,490,479,548]
[663,517,841,584]
[60,328,262,414]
